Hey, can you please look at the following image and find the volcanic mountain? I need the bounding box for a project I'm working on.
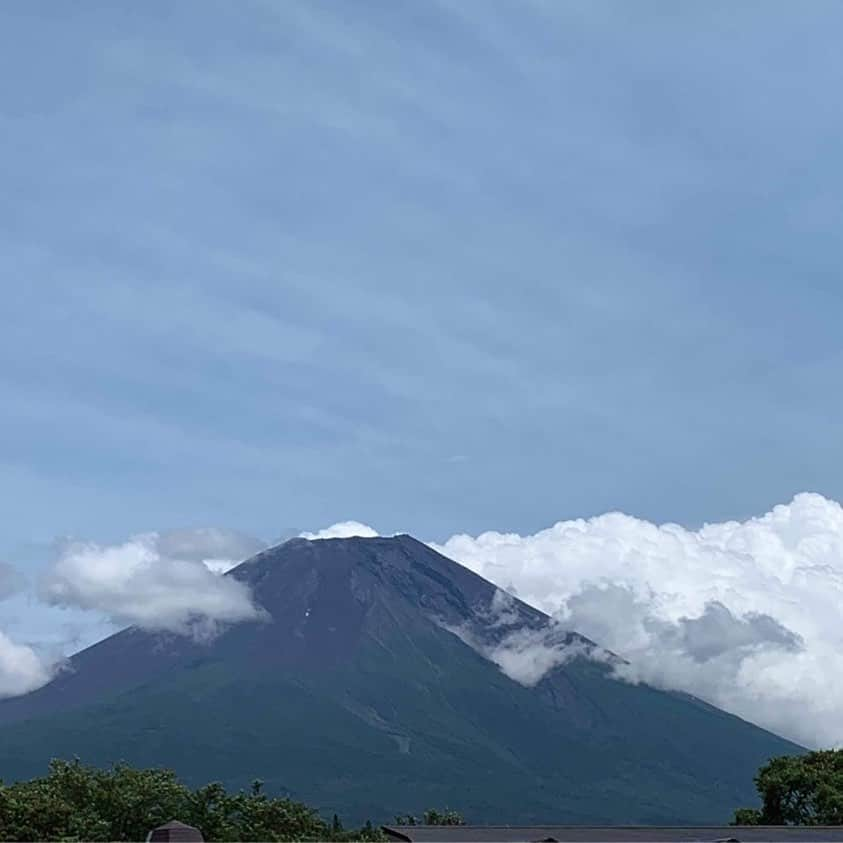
[0,536,799,824]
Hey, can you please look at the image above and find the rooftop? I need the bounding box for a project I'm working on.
[381,826,843,843]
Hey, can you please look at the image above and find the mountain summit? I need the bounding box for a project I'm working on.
[0,535,798,823]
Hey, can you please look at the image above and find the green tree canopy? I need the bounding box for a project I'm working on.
[733,750,843,826]
[0,759,384,842]
[394,809,465,826]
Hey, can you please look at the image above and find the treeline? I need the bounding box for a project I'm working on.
[9,747,841,840]
[393,810,464,826]
[0,759,385,842]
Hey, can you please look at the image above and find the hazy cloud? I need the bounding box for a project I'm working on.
[155,527,266,574]
[485,626,607,687]
[442,587,613,687]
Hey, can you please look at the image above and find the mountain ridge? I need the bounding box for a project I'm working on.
[0,535,801,824]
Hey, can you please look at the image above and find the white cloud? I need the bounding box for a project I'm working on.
[433,493,843,749]
[438,587,616,686]
[40,531,265,639]
[300,521,380,540]
[487,628,607,687]
[0,631,52,699]
[445,613,611,687]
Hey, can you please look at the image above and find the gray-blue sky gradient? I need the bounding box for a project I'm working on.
[4,0,843,559]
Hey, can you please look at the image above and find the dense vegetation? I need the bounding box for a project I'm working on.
[393,809,464,826]
[733,750,843,825]
[0,759,386,842]
[6,749,843,839]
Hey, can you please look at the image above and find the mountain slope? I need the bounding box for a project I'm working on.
[0,535,800,824]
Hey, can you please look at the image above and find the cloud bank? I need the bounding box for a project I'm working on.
[312,493,843,747]
[432,493,843,748]
[40,530,265,638]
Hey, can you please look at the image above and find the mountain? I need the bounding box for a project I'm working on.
[0,535,800,824]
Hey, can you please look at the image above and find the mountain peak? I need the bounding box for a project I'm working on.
[0,534,801,825]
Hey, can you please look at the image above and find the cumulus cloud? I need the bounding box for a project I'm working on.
[0,631,52,698]
[40,531,265,639]
[433,493,843,749]
[300,521,380,540]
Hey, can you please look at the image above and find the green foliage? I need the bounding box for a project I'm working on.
[0,759,383,842]
[325,817,383,842]
[733,749,843,825]
[394,809,465,826]
[0,759,188,842]
[423,809,464,826]
[731,807,761,825]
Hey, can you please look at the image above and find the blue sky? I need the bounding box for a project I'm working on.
[4,0,843,561]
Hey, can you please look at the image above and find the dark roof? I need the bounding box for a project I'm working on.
[381,826,843,843]
[146,819,204,842]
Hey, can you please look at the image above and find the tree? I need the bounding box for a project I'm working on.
[0,759,189,842]
[394,809,465,826]
[0,759,382,841]
[732,808,761,826]
[732,750,843,825]
[423,809,464,826]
